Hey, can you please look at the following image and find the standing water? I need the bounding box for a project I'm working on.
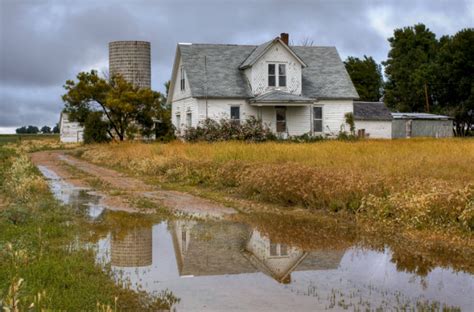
[39,166,474,311]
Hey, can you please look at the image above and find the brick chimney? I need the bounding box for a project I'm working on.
[280,33,289,45]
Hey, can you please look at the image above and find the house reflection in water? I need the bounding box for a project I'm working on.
[169,220,344,283]
[111,226,153,267]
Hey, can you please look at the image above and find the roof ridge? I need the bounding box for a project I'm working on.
[179,43,258,47]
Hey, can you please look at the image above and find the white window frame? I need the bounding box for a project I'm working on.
[313,105,323,134]
[176,114,181,130]
[180,66,185,91]
[268,63,287,88]
[269,242,289,257]
[230,106,241,124]
[186,111,192,128]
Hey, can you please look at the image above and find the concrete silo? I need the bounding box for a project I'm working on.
[109,41,151,89]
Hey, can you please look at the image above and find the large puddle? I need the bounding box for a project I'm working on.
[39,165,474,311]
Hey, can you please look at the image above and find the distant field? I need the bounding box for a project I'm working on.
[0,134,59,145]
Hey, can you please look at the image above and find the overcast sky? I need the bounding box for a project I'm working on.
[0,0,472,133]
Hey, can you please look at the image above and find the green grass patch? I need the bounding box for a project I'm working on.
[0,145,178,310]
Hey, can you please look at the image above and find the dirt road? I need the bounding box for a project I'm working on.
[30,150,236,218]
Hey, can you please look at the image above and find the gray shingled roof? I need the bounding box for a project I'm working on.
[239,39,274,69]
[239,38,307,69]
[178,43,359,100]
[293,46,359,99]
[249,90,314,103]
[353,101,393,121]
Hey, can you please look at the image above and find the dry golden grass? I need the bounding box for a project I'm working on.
[81,139,474,231]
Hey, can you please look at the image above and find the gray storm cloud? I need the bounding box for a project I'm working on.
[1,0,472,131]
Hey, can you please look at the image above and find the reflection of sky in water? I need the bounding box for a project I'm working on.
[96,222,474,311]
[38,165,104,219]
[38,165,474,311]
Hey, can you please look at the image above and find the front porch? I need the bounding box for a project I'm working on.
[248,91,323,137]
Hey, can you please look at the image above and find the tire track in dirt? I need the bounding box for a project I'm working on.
[31,150,236,218]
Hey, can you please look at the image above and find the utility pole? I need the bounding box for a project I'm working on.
[424,83,430,113]
[205,55,208,119]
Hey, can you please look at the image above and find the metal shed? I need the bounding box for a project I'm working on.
[391,113,453,138]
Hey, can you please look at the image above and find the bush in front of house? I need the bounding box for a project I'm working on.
[184,117,276,142]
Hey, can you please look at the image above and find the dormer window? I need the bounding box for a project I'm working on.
[268,63,286,87]
[180,66,185,91]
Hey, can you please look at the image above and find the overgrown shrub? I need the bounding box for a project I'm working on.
[84,112,110,144]
[184,117,276,142]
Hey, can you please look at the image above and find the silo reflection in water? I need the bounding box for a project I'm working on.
[111,227,153,267]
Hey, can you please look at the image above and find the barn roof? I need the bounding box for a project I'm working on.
[353,101,393,121]
[171,42,358,102]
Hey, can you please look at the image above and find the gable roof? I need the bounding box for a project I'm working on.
[168,42,359,103]
[353,101,392,121]
[239,38,307,69]
[250,89,314,104]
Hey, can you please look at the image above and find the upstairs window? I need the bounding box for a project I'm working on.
[268,64,276,87]
[313,106,323,132]
[268,63,286,87]
[180,66,185,91]
[230,106,240,124]
[278,64,286,87]
[270,242,289,257]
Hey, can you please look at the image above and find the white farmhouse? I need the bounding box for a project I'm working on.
[168,33,372,137]
[59,112,84,143]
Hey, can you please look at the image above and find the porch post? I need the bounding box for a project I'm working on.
[309,104,313,136]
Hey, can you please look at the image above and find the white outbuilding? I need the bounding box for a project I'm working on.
[59,112,84,143]
[353,101,393,139]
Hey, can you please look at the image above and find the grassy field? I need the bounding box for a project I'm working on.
[80,139,474,233]
[0,143,177,310]
[0,134,59,145]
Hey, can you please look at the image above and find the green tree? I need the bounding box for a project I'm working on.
[432,28,474,136]
[62,70,163,141]
[344,56,383,101]
[83,112,110,144]
[15,126,27,134]
[26,126,39,134]
[153,80,175,141]
[383,24,438,112]
[41,126,51,134]
[52,124,60,134]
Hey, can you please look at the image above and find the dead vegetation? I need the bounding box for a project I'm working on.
[79,139,474,233]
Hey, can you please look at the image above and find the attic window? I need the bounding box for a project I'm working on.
[180,66,185,91]
[268,64,286,87]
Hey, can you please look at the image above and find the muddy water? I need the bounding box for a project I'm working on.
[39,166,474,311]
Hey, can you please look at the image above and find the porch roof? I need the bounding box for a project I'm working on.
[249,90,315,105]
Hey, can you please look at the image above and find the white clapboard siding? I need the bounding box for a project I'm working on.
[248,41,303,96]
[318,100,353,136]
[355,120,392,139]
[170,55,192,102]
